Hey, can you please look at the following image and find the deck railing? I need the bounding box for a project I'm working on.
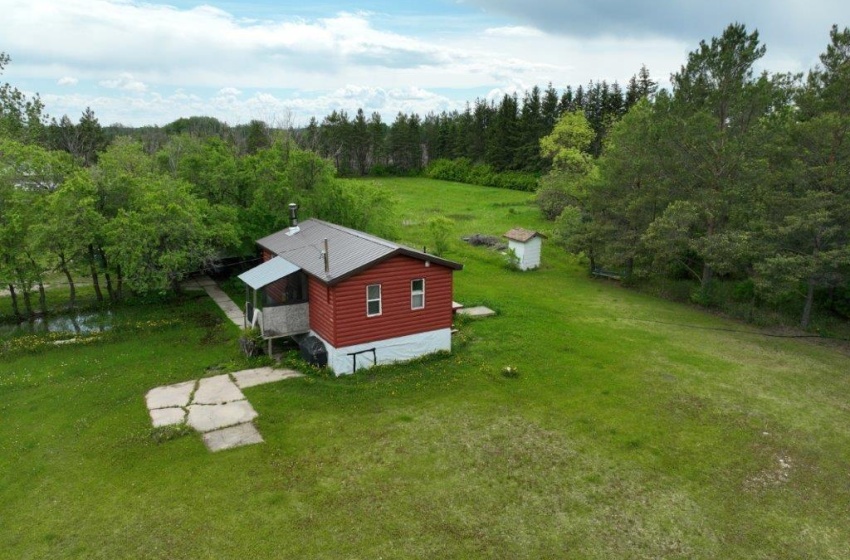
[256,302,310,338]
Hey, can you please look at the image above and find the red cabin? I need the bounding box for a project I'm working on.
[238,214,463,375]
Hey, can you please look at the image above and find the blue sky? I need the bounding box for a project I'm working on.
[2,0,847,126]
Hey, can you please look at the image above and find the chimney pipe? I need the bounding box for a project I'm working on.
[288,203,298,228]
[323,238,330,273]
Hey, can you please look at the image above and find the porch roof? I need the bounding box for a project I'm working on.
[238,256,301,290]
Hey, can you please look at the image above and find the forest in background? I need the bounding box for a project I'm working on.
[1,22,849,332]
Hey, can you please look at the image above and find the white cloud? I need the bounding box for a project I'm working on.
[99,73,147,93]
[57,76,78,86]
[484,26,544,38]
[0,1,701,125]
[0,1,548,90]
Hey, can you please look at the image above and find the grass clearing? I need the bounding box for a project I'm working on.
[2,177,849,558]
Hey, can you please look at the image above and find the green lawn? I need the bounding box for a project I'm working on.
[2,177,849,559]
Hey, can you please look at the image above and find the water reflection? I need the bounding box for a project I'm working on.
[0,310,114,339]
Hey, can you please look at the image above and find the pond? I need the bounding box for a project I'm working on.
[0,310,115,339]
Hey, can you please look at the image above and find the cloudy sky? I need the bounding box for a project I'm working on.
[1,0,847,126]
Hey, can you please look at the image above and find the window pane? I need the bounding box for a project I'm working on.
[367,284,381,315]
[367,284,380,299]
[411,278,424,309]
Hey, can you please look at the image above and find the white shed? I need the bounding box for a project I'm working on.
[503,228,547,271]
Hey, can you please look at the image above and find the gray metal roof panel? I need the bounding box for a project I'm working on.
[257,219,462,285]
[237,256,301,289]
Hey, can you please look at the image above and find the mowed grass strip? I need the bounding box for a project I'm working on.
[1,177,849,559]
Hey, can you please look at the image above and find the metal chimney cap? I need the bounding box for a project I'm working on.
[288,202,299,230]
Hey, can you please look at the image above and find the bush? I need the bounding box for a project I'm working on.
[425,158,538,192]
[427,216,455,256]
[536,186,572,220]
[492,171,538,192]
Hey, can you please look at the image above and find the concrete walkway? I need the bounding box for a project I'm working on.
[183,275,244,328]
[145,367,303,452]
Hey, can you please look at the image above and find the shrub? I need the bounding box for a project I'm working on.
[427,216,455,256]
[536,186,572,220]
[424,158,538,192]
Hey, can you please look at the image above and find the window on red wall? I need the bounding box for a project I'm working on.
[411,278,425,309]
[366,284,382,316]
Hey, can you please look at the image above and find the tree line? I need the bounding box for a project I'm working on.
[300,67,655,178]
[542,24,850,330]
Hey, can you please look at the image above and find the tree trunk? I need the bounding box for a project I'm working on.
[801,275,816,330]
[103,270,114,302]
[115,264,123,301]
[98,247,115,301]
[701,263,713,288]
[88,244,103,303]
[21,286,33,317]
[37,281,46,315]
[8,284,21,320]
[59,253,76,308]
[25,253,47,314]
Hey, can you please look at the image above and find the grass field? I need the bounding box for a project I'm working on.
[2,177,849,559]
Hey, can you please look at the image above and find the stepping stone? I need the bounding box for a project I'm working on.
[186,401,257,433]
[150,407,186,427]
[233,367,303,389]
[146,380,196,409]
[202,423,264,452]
[456,305,496,317]
[192,374,244,405]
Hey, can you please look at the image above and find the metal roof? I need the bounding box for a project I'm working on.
[238,256,301,289]
[256,219,462,286]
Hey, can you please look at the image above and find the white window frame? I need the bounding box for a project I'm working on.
[411,278,425,310]
[366,284,382,317]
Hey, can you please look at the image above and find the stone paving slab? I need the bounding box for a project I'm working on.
[186,400,258,433]
[145,365,302,452]
[202,423,264,452]
[192,374,244,405]
[145,380,196,409]
[456,305,497,317]
[150,407,187,427]
[233,367,304,389]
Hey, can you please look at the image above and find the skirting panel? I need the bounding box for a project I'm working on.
[310,328,452,375]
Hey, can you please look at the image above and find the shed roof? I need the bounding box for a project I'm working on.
[503,227,547,243]
[257,219,462,286]
[238,256,301,289]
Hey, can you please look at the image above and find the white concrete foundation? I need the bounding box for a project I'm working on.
[312,328,452,376]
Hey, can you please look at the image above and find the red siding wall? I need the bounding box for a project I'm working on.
[331,255,454,347]
[308,275,335,343]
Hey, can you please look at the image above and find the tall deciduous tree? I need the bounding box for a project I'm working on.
[34,172,104,307]
[0,53,46,144]
[104,176,238,293]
